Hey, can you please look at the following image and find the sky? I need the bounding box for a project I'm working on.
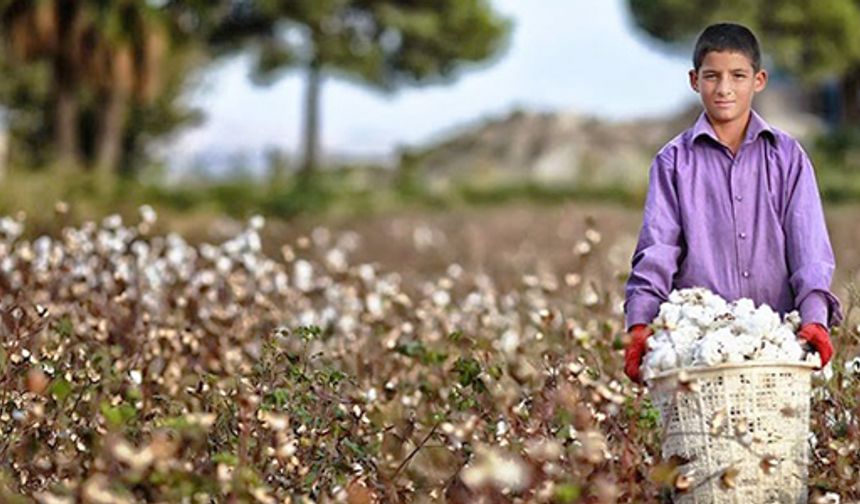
[165,0,697,173]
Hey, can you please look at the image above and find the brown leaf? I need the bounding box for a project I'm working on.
[674,471,694,493]
[760,455,780,475]
[27,367,49,395]
[347,478,376,504]
[780,405,798,418]
[720,466,740,489]
[648,454,690,487]
[445,476,477,504]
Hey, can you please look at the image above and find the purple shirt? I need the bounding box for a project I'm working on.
[624,110,843,331]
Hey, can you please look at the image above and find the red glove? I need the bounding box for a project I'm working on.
[797,323,833,369]
[624,324,654,384]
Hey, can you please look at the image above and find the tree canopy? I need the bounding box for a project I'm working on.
[209,0,511,176]
[628,0,860,124]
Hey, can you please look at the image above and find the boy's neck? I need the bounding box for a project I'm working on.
[705,110,751,156]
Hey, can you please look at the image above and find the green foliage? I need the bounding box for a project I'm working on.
[209,0,511,175]
[214,0,511,89]
[628,0,860,82]
[101,401,138,429]
[48,378,73,402]
[395,340,448,366]
[628,0,860,124]
[453,356,483,388]
[637,399,661,430]
[553,482,582,503]
[0,1,211,172]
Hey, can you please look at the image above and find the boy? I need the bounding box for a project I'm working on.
[623,23,842,383]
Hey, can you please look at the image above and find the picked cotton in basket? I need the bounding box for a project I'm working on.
[640,287,822,380]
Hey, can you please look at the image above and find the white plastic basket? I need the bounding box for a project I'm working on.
[646,361,816,504]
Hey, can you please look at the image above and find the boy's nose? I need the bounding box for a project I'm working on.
[716,83,733,97]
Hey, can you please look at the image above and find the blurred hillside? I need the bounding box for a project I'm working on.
[393,80,827,191]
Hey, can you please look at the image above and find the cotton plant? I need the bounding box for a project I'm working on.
[641,287,821,380]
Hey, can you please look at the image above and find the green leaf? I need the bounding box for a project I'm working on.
[296,325,321,342]
[342,439,364,456]
[553,483,581,503]
[453,356,482,388]
[55,316,74,338]
[421,349,448,366]
[48,378,73,402]
[101,401,137,428]
[395,340,425,358]
[212,452,239,466]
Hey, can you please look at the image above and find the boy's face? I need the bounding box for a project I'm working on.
[688,50,768,126]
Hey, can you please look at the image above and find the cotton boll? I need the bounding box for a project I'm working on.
[734,334,759,358]
[784,311,802,331]
[814,362,833,381]
[658,348,680,371]
[778,340,804,362]
[725,349,745,364]
[758,344,783,361]
[657,304,682,330]
[656,348,679,371]
[744,305,780,341]
[668,290,686,305]
[805,352,822,368]
[646,332,668,352]
[733,298,755,317]
[769,325,793,342]
[643,343,679,373]
[640,288,812,377]
[684,304,715,329]
[694,337,724,367]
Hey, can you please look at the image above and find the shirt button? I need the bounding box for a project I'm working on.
[739,232,747,239]
[742,271,750,278]
[735,195,743,201]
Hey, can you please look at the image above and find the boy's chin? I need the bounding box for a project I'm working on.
[704,107,746,124]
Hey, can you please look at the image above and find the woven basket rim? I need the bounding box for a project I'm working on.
[645,360,818,384]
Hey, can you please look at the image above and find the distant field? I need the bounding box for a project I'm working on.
[256,201,860,306]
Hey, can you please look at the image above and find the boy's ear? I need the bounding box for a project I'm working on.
[754,69,768,93]
[689,69,699,92]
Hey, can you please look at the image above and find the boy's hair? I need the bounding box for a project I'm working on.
[692,23,761,72]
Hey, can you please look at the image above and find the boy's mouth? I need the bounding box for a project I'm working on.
[714,101,735,108]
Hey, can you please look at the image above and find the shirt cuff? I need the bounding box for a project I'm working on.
[625,294,663,331]
[799,292,829,328]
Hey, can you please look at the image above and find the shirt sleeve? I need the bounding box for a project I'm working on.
[624,149,684,331]
[783,141,844,328]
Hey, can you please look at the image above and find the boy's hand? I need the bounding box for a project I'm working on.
[797,323,833,368]
[624,324,654,384]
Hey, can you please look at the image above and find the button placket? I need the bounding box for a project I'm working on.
[730,154,748,294]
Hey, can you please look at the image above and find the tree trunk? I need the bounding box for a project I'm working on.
[95,88,128,180]
[300,59,322,179]
[53,0,81,171]
[54,66,80,170]
[0,124,8,184]
[841,65,860,127]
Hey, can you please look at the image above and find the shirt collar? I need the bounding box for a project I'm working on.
[690,109,775,147]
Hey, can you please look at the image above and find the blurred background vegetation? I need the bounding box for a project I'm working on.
[1,0,860,228]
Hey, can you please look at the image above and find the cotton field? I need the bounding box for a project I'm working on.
[0,205,858,503]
